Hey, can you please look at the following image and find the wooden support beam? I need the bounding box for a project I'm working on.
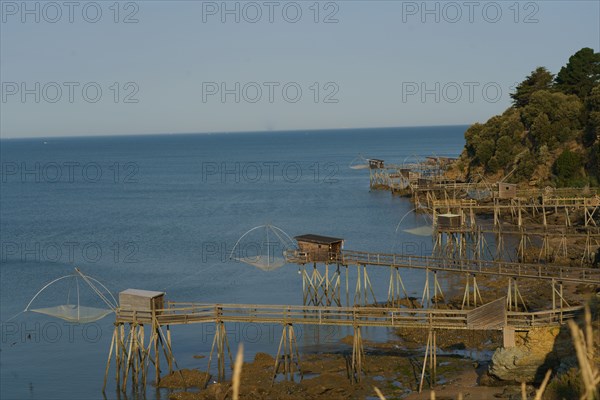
[102,326,117,392]
[354,264,377,306]
[207,321,233,382]
[433,271,445,307]
[350,325,365,383]
[388,266,408,307]
[506,278,527,312]
[273,324,302,383]
[419,330,437,392]
[461,273,483,309]
[421,269,431,309]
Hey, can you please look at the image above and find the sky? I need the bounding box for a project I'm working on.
[0,0,599,138]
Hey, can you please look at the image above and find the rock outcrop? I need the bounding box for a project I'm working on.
[488,327,575,383]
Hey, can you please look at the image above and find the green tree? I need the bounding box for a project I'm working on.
[499,108,526,141]
[512,151,537,183]
[529,113,553,147]
[553,150,584,186]
[521,90,584,145]
[510,67,554,108]
[464,123,483,158]
[538,144,550,164]
[474,139,495,167]
[589,143,600,183]
[487,156,500,173]
[555,48,600,98]
[461,50,600,186]
[584,85,600,145]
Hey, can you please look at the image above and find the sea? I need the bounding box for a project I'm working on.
[0,126,467,400]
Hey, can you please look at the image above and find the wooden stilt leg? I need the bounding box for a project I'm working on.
[350,326,364,383]
[419,330,431,392]
[103,327,117,392]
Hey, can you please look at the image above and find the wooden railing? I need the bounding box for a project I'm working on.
[411,182,599,199]
[115,302,583,331]
[285,249,600,284]
[431,195,600,209]
[505,306,582,327]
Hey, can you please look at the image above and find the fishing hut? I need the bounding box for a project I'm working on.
[106,289,173,393]
[497,183,517,199]
[368,159,385,169]
[433,212,470,259]
[119,289,165,313]
[368,159,389,189]
[293,234,345,306]
[437,213,462,230]
[294,234,344,262]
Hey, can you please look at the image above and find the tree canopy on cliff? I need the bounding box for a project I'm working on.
[556,47,600,98]
[459,48,600,187]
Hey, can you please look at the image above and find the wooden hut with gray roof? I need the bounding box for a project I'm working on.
[294,234,344,263]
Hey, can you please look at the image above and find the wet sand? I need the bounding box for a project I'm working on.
[164,331,505,400]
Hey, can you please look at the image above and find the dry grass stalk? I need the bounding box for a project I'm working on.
[232,343,244,400]
[533,369,552,400]
[567,304,599,400]
[373,386,386,400]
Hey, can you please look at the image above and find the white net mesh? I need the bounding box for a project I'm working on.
[230,225,296,271]
[349,155,370,170]
[392,209,435,253]
[349,164,369,170]
[403,226,434,236]
[236,255,287,271]
[25,271,116,324]
[30,305,113,323]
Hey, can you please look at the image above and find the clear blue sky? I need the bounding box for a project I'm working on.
[1,0,599,138]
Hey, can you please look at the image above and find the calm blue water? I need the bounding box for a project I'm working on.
[0,126,466,400]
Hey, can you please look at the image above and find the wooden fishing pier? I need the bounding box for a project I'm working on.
[429,196,599,228]
[363,158,600,227]
[104,238,597,394]
[430,222,600,264]
[363,157,600,270]
[286,241,599,311]
[106,294,583,394]
[101,156,600,395]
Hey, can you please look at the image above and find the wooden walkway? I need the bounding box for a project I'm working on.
[116,301,582,331]
[287,249,600,284]
[107,300,583,393]
[412,183,600,199]
[431,197,600,211]
[433,223,600,236]
[109,299,581,388]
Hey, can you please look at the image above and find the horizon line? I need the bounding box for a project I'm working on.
[0,123,471,140]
